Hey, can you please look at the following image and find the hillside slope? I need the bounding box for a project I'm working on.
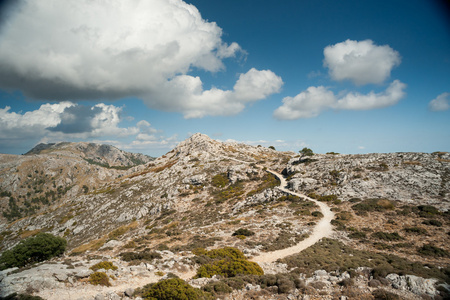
[0,134,448,300]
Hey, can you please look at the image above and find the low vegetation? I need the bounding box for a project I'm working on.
[90,261,118,271]
[137,278,212,300]
[351,199,395,216]
[194,247,263,278]
[0,233,66,270]
[88,271,111,286]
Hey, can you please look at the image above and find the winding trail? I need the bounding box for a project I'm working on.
[250,168,334,263]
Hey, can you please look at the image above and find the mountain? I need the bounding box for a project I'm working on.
[0,134,448,300]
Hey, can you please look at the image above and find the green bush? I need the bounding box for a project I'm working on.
[311,211,323,218]
[232,228,255,237]
[119,250,162,262]
[351,199,395,215]
[371,232,403,241]
[0,233,66,270]
[211,173,229,188]
[90,261,118,271]
[418,244,449,258]
[88,271,111,286]
[141,278,212,300]
[403,227,427,235]
[195,247,263,278]
[422,219,442,227]
[348,231,366,239]
[257,273,298,294]
[196,259,264,278]
[202,281,233,296]
[417,205,440,218]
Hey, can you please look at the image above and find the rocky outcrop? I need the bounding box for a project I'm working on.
[287,152,450,210]
[386,273,438,296]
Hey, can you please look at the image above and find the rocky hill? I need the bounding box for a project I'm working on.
[0,134,448,300]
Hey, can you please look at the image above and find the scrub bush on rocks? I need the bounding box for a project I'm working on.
[140,278,212,300]
[0,233,66,270]
[90,261,118,271]
[194,247,263,278]
[88,271,111,286]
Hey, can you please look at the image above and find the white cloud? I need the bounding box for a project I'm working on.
[323,39,401,85]
[273,86,335,119]
[335,80,406,110]
[0,0,281,118]
[153,68,283,118]
[273,80,406,120]
[428,92,450,111]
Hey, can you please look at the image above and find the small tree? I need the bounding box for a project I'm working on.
[0,233,67,270]
[299,147,314,160]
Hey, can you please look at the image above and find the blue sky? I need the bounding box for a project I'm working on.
[0,0,449,156]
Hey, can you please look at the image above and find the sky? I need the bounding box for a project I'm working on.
[0,0,449,157]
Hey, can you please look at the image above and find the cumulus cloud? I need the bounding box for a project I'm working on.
[323,39,401,85]
[428,92,450,111]
[0,0,281,118]
[152,68,283,118]
[273,86,335,119]
[273,80,406,120]
[0,102,141,141]
[335,80,406,110]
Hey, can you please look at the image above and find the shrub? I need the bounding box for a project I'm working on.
[90,261,118,271]
[202,281,233,295]
[232,228,255,237]
[0,233,66,270]
[418,244,449,258]
[371,232,403,241]
[417,205,440,217]
[422,219,442,227]
[351,199,395,215]
[195,247,263,278]
[403,227,427,235]
[141,278,212,300]
[120,250,162,262]
[197,259,263,278]
[88,271,111,286]
[211,173,228,188]
[348,231,366,239]
[318,194,338,202]
[257,273,297,294]
[311,211,323,218]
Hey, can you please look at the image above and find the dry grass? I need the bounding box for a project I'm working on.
[19,229,41,239]
[71,236,107,254]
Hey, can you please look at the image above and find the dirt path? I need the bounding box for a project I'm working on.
[250,168,335,264]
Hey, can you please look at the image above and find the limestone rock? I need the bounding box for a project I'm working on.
[386,273,438,296]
